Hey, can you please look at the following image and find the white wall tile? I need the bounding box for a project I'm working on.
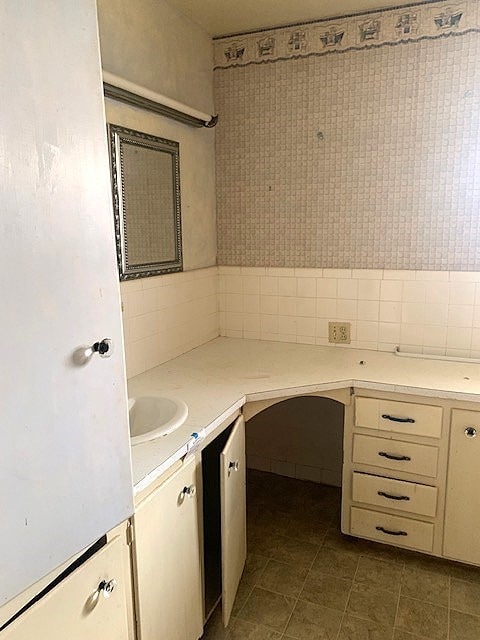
[357,300,379,322]
[260,276,278,295]
[338,279,359,299]
[380,280,403,301]
[297,277,316,297]
[380,301,402,323]
[278,277,296,296]
[449,282,476,305]
[358,280,381,300]
[316,278,337,298]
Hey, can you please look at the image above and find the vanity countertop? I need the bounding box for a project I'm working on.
[128,337,480,493]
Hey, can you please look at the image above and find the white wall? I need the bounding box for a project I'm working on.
[97,0,217,270]
[97,0,220,378]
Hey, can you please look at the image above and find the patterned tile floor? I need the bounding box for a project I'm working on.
[202,470,480,640]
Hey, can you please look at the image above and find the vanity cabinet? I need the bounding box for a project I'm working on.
[444,409,480,566]
[344,392,447,555]
[132,456,203,640]
[1,527,131,640]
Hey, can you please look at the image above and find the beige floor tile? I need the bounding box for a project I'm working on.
[346,583,398,627]
[299,574,352,612]
[395,596,448,640]
[354,556,403,593]
[310,546,359,581]
[284,600,343,640]
[284,518,329,545]
[450,578,480,616]
[244,553,270,581]
[447,562,480,585]
[449,610,480,640]
[323,528,364,553]
[258,560,308,598]
[229,618,283,640]
[231,577,256,617]
[400,566,449,607]
[239,587,296,632]
[338,613,393,640]
[358,539,404,565]
[267,534,319,568]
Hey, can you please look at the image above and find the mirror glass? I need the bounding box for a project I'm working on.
[108,124,182,279]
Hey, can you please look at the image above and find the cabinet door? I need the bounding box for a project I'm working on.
[2,535,129,640]
[220,416,247,626]
[444,410,480,565]
[0,1,133,605]
[133,457,203,640]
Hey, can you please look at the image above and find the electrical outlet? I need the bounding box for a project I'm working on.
[328,322,351,344]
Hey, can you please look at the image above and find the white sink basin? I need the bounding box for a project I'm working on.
[128,396,188,445]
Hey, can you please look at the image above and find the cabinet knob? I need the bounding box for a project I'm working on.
[92,338,113,358]
[98,578,117,598]
[229,461,240,473]
[465,426,477,438]
[182,484,196,498]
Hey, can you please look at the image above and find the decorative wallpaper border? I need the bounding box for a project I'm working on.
[213,0,479,69]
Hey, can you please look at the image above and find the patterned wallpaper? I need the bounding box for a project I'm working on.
[214,1,480,270]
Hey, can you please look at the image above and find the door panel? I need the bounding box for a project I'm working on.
[133,457,203,640]
[2,536,129,640]
[220,416,247,627]
[0,1,133,604]
[444,410,480,565]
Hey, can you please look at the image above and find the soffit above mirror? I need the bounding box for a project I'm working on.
[166,0,433,37]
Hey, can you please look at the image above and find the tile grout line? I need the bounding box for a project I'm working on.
[279,528,329,637]
[334,554,360,640]
[392,562,405,640]
[447,574,451,640]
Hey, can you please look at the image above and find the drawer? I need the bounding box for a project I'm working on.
[355,397,442,438]
[352,434,438,478]
[350,506,434,552]
[352,472,438,517]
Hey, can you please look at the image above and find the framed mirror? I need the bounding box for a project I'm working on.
[108,124,182,280]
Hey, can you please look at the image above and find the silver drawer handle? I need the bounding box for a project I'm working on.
[229,461,239,473]
[376,526,407,537]
[378,491,410,502]
[98,579,117,598]
[465,426,477,438]
[182,484,196,497]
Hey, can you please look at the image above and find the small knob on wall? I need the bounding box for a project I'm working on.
[183,485,196,498]
[465,426,477,438]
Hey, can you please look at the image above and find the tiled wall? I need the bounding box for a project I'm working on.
[246,396,344,487]
[219,266,480,358]
[214,26,480,270]
[121,267,219,378]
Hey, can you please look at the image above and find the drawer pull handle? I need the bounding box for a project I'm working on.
[378,451,411,462]
[378,491,410,501]
[382,414,415,424]
[376,526,408,537]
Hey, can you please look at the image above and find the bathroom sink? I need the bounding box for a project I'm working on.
[128,396,188,445]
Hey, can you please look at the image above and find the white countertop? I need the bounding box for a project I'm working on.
[128,337,480,493]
